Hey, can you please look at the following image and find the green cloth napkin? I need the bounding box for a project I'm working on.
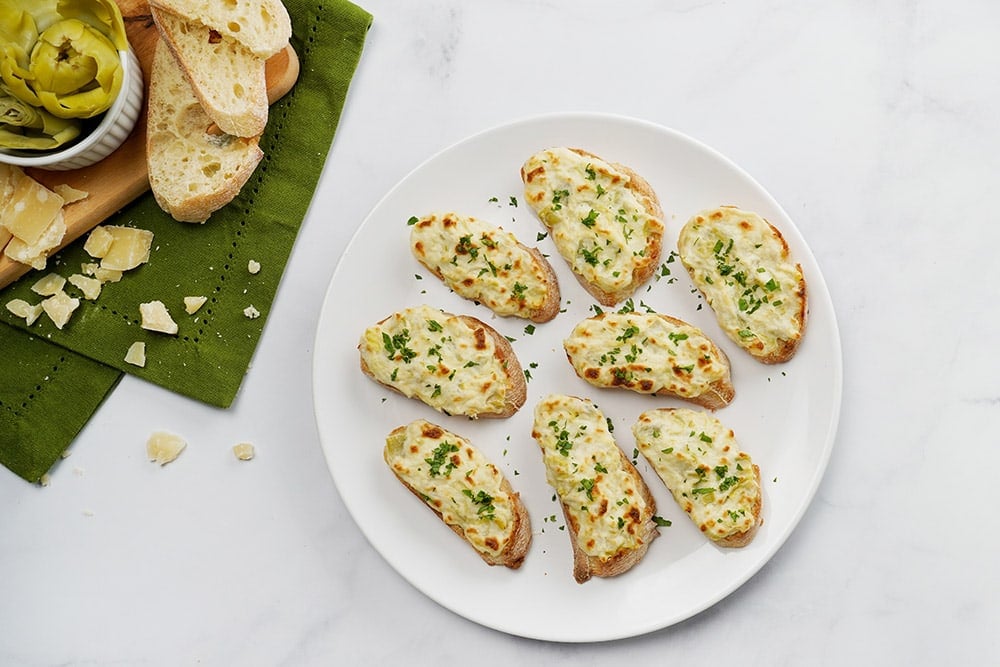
[0,0,372,482]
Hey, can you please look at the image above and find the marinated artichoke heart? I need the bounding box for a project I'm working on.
[0,0,128,149]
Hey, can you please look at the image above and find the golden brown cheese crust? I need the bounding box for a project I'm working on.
[358,305,527,418]
[531,394,659,583]
[410,212,561,322]
[632,408,762,547]
[677,206,807,363]
[563,311,735,410]
[384,420,532,568]
[521,147,664,307]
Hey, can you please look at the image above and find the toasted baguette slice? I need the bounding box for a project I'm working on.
[410,212,560,323]
[146,41,264,223]
[151,6,268,138]
[358,304,526,419]
[384,419,532,568]
[677,206,807,363]
[521,147,664,306]
[149,0,292,59]
[531,394,658,583]
[563,310,734,409]
[632,408,762,547]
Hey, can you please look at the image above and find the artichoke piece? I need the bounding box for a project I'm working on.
[0,81,80,149]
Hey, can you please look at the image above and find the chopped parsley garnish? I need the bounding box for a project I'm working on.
[425,441,459,477]
[383,330,416,363]
[578,478,595,501]
[427,320,442,332]
[580,209,599,228]
[594,462,608,474]
[652,516,672,527]
[512,281,527,301]
[551,189,570,210]
[462,489,496,520]
[407,216,419,226]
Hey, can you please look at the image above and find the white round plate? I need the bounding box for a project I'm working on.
[312,112,842,642]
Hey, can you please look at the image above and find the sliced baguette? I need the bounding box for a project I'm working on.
[146,41,263,223]
[563,310,734,409]
[151,6,268,138]
[410,212,561,323]
[677,206,807,363]
[384,419,532,568]
[531,394,659,583]
[149,0,292,59]
[632,407,762,547]
[521,147,664,307]
[358,304,527,419]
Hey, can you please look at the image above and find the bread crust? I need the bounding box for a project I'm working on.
[521,147,664,307]
[410,212,561,323]
[146,41,263,223]
[385,423,532,568]
[358,309,526,419]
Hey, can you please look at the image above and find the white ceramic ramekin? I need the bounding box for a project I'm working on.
[0,46,143,172]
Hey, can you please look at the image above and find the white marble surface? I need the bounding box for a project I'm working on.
[2,0,998,663]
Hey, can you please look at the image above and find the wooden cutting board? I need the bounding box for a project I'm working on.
[0,0,300,289]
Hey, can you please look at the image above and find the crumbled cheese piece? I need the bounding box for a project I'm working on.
[52,183,88,204]
[124,341,146,367]
[83,225,115,258]
[0,175,64,244]
[39,473,51,487]
[146,431,186,465]
[80,262,99,275]
[232,442,255,461]
[95,267,122,283]
[41,290,80,329]
[99,226,154,271]
[68,274,102,300]
[31,273,66,296]
[140,300,178,334]
[5,298,43,325]
[3,211,66,269]
[243,305,260,319]
[247,259,261,274]
[184,296,207,314]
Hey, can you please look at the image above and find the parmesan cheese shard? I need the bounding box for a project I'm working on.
[41,291,80,329]
[52,184,89,204]
[232,442,255,461]
[247,259,261,274]
[0,175,64,245]
[83,226,114,258]
[184,296,207,314]
[31,273,66,296]
[82,261,123,283]
[99,226,154,271]
[147,431,186,465]
[68,274,102,300]
[243,305,260,319]
[125,341,146,367]
[140,300,178,334]
[5,298,43,325]
[0,163,22,200]
[3,211,67,269]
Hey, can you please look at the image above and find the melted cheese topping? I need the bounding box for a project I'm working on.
[632,408,760,542]
[359,305,509,417]
[677,207,804,358]
[385,420,516,558]
[410,212,552,318]
[522,147,663,295]
[532,394,653,560]
[563,312,728,399]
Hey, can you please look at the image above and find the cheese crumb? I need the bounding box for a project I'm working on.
[68,274,102,300]
[147,431,186,465]
[184,295,207,314]
[232,442,255,461]
[41,290,80,329]
[243,305,260,319]
[5,298,44,325]
[124,341,146,367]
[31,273,66,296]
[247,259,261,274]
[52,183,89,204]
[140,300,178,335]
